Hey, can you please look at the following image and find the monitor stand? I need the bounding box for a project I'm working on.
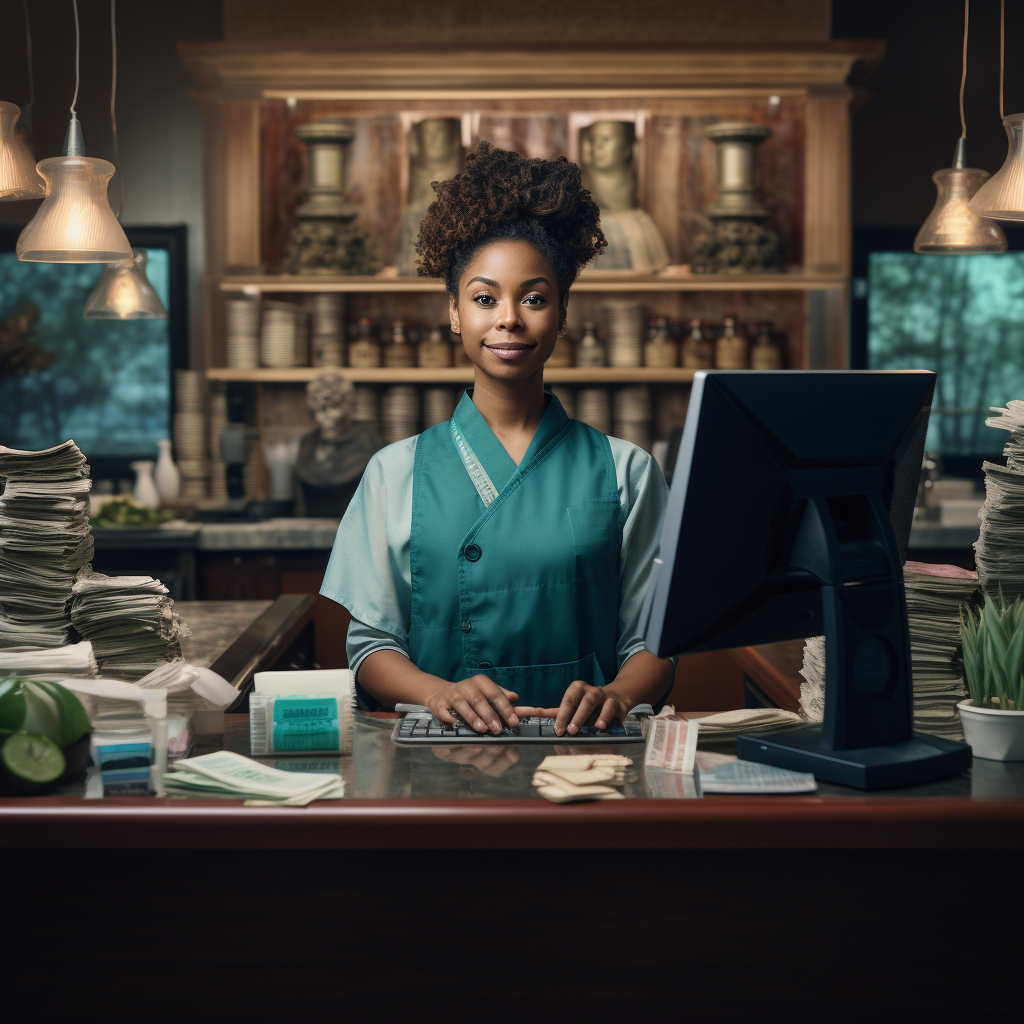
[736,726,971,790]
[738,496,972,789]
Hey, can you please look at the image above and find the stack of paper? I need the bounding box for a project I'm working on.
[532,753,632,803]
[645,716,699,772]
[0,441,93,649]
[976,402,1024,601]
[684,708,803,742]
[0,640,97,676]
[70,569,190,679]
[799,562,978,740]
[164,750,345,805]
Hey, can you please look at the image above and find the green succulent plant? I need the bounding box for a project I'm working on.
[960,592,1024,711]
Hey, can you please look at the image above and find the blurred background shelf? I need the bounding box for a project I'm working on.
[218,271,847,295]
[205,366,699,384]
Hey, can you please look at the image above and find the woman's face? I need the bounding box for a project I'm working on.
[451,240,564,382]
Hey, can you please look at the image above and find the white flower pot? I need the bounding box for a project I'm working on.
[957,700,1024,761]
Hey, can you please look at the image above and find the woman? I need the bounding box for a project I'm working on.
[322,142,675,737]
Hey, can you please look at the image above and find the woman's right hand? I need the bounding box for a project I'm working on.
[426,676,520,734]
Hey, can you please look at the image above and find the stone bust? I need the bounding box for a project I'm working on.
[296,371,381,515]
[397,118,465,275]
[579,120,669,274]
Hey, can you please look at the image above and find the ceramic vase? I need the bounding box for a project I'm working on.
[154,439,181,499]
[131,460,161,509]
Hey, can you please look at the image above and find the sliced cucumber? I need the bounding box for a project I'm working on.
[0,677,26,733]
[1,733,65,785]
[26,680,91,748]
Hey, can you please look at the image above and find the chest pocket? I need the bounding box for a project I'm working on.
[566,498,621,585]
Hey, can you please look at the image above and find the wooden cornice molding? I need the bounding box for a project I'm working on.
[178,40,884,97]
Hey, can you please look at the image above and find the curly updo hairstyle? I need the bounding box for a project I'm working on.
[415,141,607,309]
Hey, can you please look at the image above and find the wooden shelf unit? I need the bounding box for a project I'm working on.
[180,40,878,495]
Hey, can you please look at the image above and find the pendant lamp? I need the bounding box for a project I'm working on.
[15,0,131,263]
[0,102,44,200]
[83,248,167,319]
[0,5,45,200]
[83,0,165,318]
[969,0,1024,220]
[915,0,1007,253]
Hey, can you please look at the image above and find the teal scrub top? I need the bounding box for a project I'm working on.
[321,391,672,704]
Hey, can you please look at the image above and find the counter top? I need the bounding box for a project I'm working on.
[91,518,340,550]
[2,713,1022,850]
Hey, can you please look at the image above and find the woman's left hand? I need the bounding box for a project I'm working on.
[552,681,631,737]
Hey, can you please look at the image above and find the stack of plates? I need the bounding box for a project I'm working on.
[548,386,576,419]
[353,386,380,426]
[226,299,260,369]
[306,293,345,368]
[613,386,652,451]
[422,387,456,428]
[576,388,611,435]
[601,301,645,368]
[208,383,229,502]
[261,301,309,369]
[175,369,207,414]
[381,386,420,446]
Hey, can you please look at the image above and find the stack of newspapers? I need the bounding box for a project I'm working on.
[0,442,93,649]
[799,561,978,740]
[70,569,190,680]
[976,401,1024,601]
[164,750,345,805]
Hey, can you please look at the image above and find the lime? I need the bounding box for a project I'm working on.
[0,677,26,733]
[1,733,66,785]
[26,680,90,748]
[21,684,61,744]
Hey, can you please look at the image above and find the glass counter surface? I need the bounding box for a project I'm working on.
[73,713,1024,802]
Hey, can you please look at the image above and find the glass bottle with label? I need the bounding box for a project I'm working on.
[681,317,714,369]
[715,314,749,369]
[417,325,453,368]
[348,318,382,368]
[644,317,678,368]
[750,320,784,370]
[383,319,416,368]
[574,320,605,367]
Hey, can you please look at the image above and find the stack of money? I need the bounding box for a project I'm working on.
[799,561,978,740]
[0,441,93,649]
[164,750,345,805]
[532,752,631,803]
[70,569,191,680]
[976,401,1024,601]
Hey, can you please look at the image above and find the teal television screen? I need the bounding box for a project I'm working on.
[0,227,185,472]
[863,248,1024,460]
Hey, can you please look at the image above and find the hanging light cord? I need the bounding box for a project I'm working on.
[959,0,969,138]
[70,0,80,118]
[110,0,122,218]
[1000,0,1005,121]
[22,0,34,123]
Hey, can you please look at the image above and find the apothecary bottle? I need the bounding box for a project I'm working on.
[644,317,678,368]
[574,320,605,367]
[418,326,453,368]
[383,319,416,368]
[715,315,749,369]
[750,320,783,370]
[681,317,714,370]
[348,318,382,368]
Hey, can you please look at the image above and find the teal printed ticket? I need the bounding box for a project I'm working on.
[272,696,340,752]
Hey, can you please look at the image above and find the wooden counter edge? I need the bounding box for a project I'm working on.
[2,796,1022,850]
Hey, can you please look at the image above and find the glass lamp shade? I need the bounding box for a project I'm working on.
[83,248,168,319]
[0,101,45,200]
[968,113,1024,221]
[16,155,131,262]
[914,166,1008,253]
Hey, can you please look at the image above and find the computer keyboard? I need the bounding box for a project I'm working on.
[393,712,646,745]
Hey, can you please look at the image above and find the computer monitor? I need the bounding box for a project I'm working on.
[640,370,972,789]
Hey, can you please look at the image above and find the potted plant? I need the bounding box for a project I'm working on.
[959,593,1024,760]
